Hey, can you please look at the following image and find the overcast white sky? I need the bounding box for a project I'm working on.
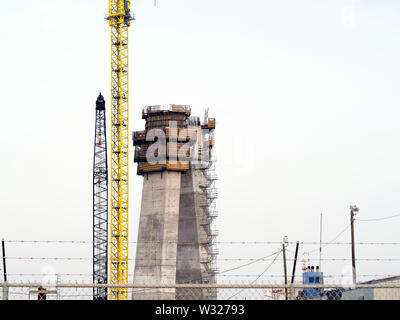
[1,0,400,288]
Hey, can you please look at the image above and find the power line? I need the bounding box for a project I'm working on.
[218,250,283,275]
[356,213,400,222]
[227,250,282,300]
[302,224,351,254]
[131,250,283,294]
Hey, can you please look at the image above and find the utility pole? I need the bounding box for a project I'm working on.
[2,239,8,300]
[282,236,288,300]
[319,213,323,270]
[1,239,6,283]
[291,241,299,284]
[350,205,359,285]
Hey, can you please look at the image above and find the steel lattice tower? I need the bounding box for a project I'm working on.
[107,0,133,300]
[93,93,108,300]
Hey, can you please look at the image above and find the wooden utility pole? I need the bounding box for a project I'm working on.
[319,213,323,270]
[291,241,299,284]
[2,239,8,300]
[350,206,359,285]
[282,243,288,300]
[2,239,6,283]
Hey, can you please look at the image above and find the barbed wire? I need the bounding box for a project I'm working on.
[5,273,400,278]
[5,256,400,262]
[7,282,395,289]
[4,239,400,245]
[4,283,400,290]
[7,273,399,282]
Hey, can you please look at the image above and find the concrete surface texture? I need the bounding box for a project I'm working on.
[133,123,217,300]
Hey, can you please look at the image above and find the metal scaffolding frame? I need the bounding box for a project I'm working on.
[198,116,218,298]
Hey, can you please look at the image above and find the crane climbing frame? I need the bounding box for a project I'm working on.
[107,0,133,300]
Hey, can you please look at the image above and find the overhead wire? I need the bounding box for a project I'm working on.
[131,249,283,295]
[299,223,351,256]
[227,250,282,300]
[356,213,400,222]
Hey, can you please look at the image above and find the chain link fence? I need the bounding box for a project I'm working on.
[2,282,400,300]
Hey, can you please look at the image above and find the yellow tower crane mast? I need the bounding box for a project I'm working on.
[107,0,133,300]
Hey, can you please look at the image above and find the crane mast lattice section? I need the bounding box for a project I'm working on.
[93,93,108,300]
[107,0,133,300]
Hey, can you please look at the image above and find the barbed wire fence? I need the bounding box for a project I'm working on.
[2,240,400,267]
[1,239,400,300]
[2,282,400,300]
[2,210,400,301]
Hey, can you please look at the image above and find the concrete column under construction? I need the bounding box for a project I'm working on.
[132,105,217,300]
[133,171,181,300]
[176,168,212,299]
